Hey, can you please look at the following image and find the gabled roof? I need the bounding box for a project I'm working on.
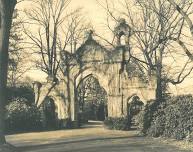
[75,31,110,63]
[76,32,109,58]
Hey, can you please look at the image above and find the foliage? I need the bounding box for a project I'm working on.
[104,117,131,130]
[56,118,72,129]
[78,112,89,126]
[136,95,193,140]
[162,95,193,140]
[7,85,35,105]
[128,96,144,116]
[5,99,41,132]
[135,100,158,135]
[126,60,148,83]
[77,75,107,121]
[77,76,107,109]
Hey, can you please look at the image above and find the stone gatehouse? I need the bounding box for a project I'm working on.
[34,19,156,124]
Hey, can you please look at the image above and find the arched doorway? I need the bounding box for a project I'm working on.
[42,97,58,129]
[127,95,144,127]
[77,75,108,125]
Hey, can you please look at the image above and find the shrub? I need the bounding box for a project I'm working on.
[135,100,158,135]
[104,117,130,130]
[57,118,72,129]
[78,112,89,126]
[7,85,35,105]
[162,95,193,140]
[147,108,166,137]
[5,98,42,132]
[137,95,193,140]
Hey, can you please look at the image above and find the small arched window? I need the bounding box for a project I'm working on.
[120,35,126,46]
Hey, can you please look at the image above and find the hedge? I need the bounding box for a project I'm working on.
[5,98,42,133]
[104,117,131,130]
[136,95,193,140]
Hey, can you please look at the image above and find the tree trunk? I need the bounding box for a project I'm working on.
[156,66,162,102]
[0,0,16,145]
[155,46,164,102]
[66,64,71,119]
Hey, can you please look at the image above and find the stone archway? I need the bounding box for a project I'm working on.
[76,74,108,124]
[64,32,157,125]
[75,70,109,95]
[56,19,157,127]
[33,19,157,128]
[41,97,57,129]
[127,95,144,127]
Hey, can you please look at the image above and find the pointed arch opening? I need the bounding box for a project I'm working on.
[76,74,108,125]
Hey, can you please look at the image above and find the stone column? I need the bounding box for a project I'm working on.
[70,77,79,128]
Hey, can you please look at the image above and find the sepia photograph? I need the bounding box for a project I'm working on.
[1,0,193,151]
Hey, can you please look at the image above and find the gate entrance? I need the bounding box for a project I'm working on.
[77,75,108,124]
[127,95,144,126]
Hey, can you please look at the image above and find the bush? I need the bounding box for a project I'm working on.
[7,85,35,105]
[147,108,166,137]
[137,95,193,140]
[104,117,130,130]
[162,95,193,140]
[5,98,42,132]
[57,118,72,129]
[135,100,158,135]
[78,112,89,126]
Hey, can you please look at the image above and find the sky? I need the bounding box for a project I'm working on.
[67,0,114,37]
[69,0,105,24]
[17,0,193,95]
[19,0,107,32]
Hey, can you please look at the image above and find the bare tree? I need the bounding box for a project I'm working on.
[24,0,92,122]
[129,0,193,100]
[58,8,93,118]
[23,0,71,105]
[8,9,31,87]
[98,0,193,101]
[58,8,93,54]
[24,0,71,79]
[167,0,193,60]
[0,0,17,145]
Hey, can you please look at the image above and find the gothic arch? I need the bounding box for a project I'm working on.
[46,95,68,120]
[75,68,109,94]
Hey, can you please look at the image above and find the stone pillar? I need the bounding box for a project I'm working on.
[70,77,79,128]
[108,94,123,118]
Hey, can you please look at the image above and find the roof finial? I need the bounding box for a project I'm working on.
[85,30,94,40]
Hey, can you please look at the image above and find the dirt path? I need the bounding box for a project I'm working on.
[6,121,191,152]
